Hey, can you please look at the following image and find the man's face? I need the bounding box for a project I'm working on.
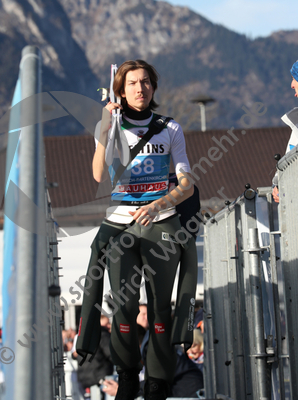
[291,76,298,97]
[122,68,154,111]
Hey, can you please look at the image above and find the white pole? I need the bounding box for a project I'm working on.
[199,102,206,132]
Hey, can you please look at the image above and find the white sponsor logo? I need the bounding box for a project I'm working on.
[117,181,167,193]
[162,232,178,243]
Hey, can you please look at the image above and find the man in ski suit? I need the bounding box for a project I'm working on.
[77,60,197,400]
[273,60,298,202]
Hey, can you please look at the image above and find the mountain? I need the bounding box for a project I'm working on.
[1,0,298,134]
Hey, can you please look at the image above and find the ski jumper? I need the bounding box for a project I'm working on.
[76,106,198,384]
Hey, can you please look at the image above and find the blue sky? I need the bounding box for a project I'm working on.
[160,0,297,38]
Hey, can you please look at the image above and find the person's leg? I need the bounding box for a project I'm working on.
[107,226,143,371]
[140,216,182,385]
[107,224,143,400]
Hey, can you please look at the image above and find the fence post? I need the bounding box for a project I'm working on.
[12,45,53,400]
[247,228,270,400]
[203,224,217,398]
[267,192,286,399]
[46,196,65,398]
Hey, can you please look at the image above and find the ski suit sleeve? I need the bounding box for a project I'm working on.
[167,120,191,175]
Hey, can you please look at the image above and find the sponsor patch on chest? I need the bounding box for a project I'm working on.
[162,232,178,243]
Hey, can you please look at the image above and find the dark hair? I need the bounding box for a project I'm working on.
[113,59,159,110]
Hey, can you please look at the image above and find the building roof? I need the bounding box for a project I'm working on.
[0,126,291,227]
[184,126,289,201]
[44,135,110,226]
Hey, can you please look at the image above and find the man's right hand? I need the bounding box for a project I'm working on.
[105,101,123,113]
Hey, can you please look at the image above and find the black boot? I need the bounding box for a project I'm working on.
[144,377,171,400]
[115,369,140,400]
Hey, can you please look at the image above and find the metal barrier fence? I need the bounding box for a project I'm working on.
[2,46,64,400]
[204,145,298,400]
[277,145,298,398]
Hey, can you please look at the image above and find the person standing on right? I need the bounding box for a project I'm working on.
[273,60,298,202]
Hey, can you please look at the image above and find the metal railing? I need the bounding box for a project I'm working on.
[204,144,298,400]
[277,145,298,398]
[204,188,269,400]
